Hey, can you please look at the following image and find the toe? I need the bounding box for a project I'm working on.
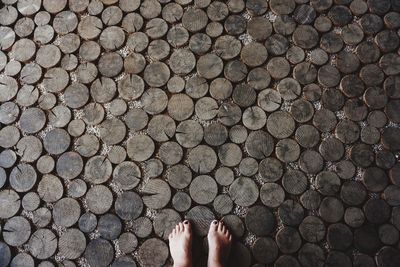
[228,234,232,241]
[178,222,184,232]
[183,220,191,232]
[209,220,218,232]
[218,222,224,232]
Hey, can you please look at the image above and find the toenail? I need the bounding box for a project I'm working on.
[213,220,218,224]
[184,220,188,224]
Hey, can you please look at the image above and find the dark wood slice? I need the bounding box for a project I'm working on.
[270,0,295,14]
[382,127,400,151]
[277,78,301,100]
[75,134,100,157]
[53,198,81,227]
[132,218,152,238]
[275,138,300,163]
[245,205,275,236]
[224,14,247,35]
[80,40,101,62]
[214,35,241,60]
[275,255,300,267]
[196,53,223,80]
[319,197,344,223]
[320,31,343,54]
[58,228,86,259]
[138,238,168,267]
[260,183,285,208]
[286,46,305,66]
[267,111,295,139]
[22,191,40,211]
[154,209,181,239]
[9,163,37,193]
[113,161,141,190]
[213,194,233,215]
[167,25,189,48]
[376,150,396,170]
[218,143,242,167]
[3,216,30,246]
[159,141,183,165]
[350,143,375,168]
[326,251,352,267]
[227,242,251,267]
[76,62,98,84]
[98,213,122,240]
[143,158,163,179]
[265,34,289,56]
[185,206,215,236]
[390,163,400,186]
[313,108,337,132]
[207,1,228,21]
[229,125,247,144]
[349,0,368,15]
[336,51,360,74]
[99,118,126,145]
[16,85,39,107]
[162,3,183,23]
[68,179,87,198]
[124,53,146,74]
[0,149,16,169]
[361,126,380,145]
[259,157,283,182]
[147,115,176,142]
[32,207,51,227]
[56,152,83,180]
[189,175,218,204]
[125,108,148,132]
[384,183,400,205]
[86,185,113,215]
[252,237,278,264]
[127,135,155,162]
[19,107,46,134]
[293,4,316,24]
[247,17,272,41]
[231,84,257,108]
[293,62,317,85]
[9,253,34,267]
[229,177,259,207]
[309,48,328,65]
[241,42,268,67]
[99,26,125,50]
[172,191,192,212]
[319,137,344,162]
[318,65,340,89]
[363,166,389,192]
[142,179,171,209]
[360,13,383,35]
[0,102,19,125]
[344,207,365,228]
[37,174,63,203]
[282,169,308,195]
[340,180,367,206]
[64,82,90,109]
[78,212,97,233]
[84,238,114,267]
[224,60,247,83]
[0,242,11,267]
[384,11,400,28]
[292,25,319,49]
[11,38,36,62]
[299,215,326,242]
[217,102,242,126]
[142,88,168,115]
[28,229,57,259]
[315,171,341,196]
[290,99,314,123]
[335,119,360,144]
[84,155,112,184]
[215,166,234,186]
[360,64,384,86]
[118,232,138,254]
[376,246,400,267]
[245,130,274,159]
[239,157,258,176]
[166,164,192,189]
[167,76,185,93]
[246,0,267,14]
[0,26,15,51]
[188,33,211,56]
[220,214,244,238]
[326,223,353,251]
[340,23,364,46]
[16,136,42,163]
[294,125,319,149]
[379,223,397,247]
[384,73,400,99]
[278,199,304,226]
[364,198,391,224]
[111,256,137,267]
[98,52,123,78]
[363,86,387,110]
[356,40,381,64]
[299,150,323,174]
[354,224,382,254]
[247,67,270,91]
[385,99,400,123]
[176,120,203,148]
[188,145,217,174]
[276,227,302,255]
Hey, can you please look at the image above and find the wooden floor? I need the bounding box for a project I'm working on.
[0,0,400,266]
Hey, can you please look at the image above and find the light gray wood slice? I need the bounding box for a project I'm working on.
[0,102,19,125]
[168,93,194,121]
[9,163,37,193]
[68,179,87,198]
[75,134,100,158]
[16,135,42,162]
[32,207,51,227]
[82,103,105,126]
[125,108,148,131]
[10,253,34,267]
[53,11,78,34]
[36,155,55,174]
[99,26,125,50]
[118,232,138,254]
[98,52,123,78]
[154,209,181,239]
[174,119,203,147]
[48,105,72,128]
[58,228,86,259]
[84,238,114,267]
[64,82,90,109]
[218,143,242,167]
[0,149,16,169]
[197,53,223,79]
[15,85,38,107]
[189,175,218,204]
[229,176,259,207]
[172,191,192,212]
[28,229,57,259]
[76,62,98,84]
[84,155,112,184]
[138,238,169,267]
[245,130,274,159]
[98,213,122,240]
[22,191,40,211]
[131,217,152,238]
[113,161,141,190]
[38,93,57,110]
[43,128,70,155]
[19,107,46,134]
[142,179,171,209]
[53,198,81,227]
[143,62,170,87]
[159,141,182,165]
[127,135,155,162]
[12,38,36,62]
[0,125,19,149]
[141,88,168,115]
[3,216,30,246]
[115,191,143,220]
[79,212,97,233]
[42,67,70,93]
[56,151,83,180]
[99,118,126,145]
[147,115,176,142]
[188,145,217,173]
[37,174,63,203]
[204,123,228,146]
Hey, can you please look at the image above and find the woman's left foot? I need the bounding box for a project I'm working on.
[169,220,193,267]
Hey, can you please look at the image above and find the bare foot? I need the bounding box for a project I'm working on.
[207,220,232,267]
[168,220,192,267]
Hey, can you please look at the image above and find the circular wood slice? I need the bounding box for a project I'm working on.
[19,107,46,134]
[78,212,97,233]
[167,164,192,189]
[327,223,353,251]
[32,207,51,227]
[188,145,217,174]
[315,171,341,196]
[354,224,382,254]
[48,105,72,128]
[56,152,83,180]
[0,242,11,267]
[185,205,215,236]
[86,185,113,215]
[75,134,100,158]
[3,216,31,247]
[275,138,300,163]
[28,229,57,260]
[84,155,112,184]
[189,175,218,204]
[9,163,37,193]
[172,192,192,212]
[9,253,34,267]
[53,198,81,227]
[36,155,55,174]
[245,205,275,236]
[154,209,181,239]
[213,194,233,215]
[344,207,365,228]
[278,199,304,226]
[142,179,171,209]
[229,176,259,207]
[147,115,176,142]
[98,213,122,240]
[239,157,258,176]
[252,237,278,264]
[43,128,71,155]
[37,174,63,203]
[22,192,40,211]
[319,197,344,223]
[197,53,223,79]
[267,111,295,139]
[113,161,141,190]
[245,130,274,159]
[115,191,143,220]
[16,136,42,163]
[138,238,169,267]
[58,228,86,259]
[118,232,138,254]
[84,238,114,267]
[68,179,87,198]
[299,215,326,242]
[127,135,155,162]
[131,217,152,239]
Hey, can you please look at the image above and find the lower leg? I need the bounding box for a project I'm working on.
[169,220,192,267]
[207,220,232,267]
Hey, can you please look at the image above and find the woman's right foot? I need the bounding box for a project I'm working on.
[207,220,232,267]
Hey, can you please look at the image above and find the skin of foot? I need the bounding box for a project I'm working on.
[168,220,192,267]
[207,220,232,267]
